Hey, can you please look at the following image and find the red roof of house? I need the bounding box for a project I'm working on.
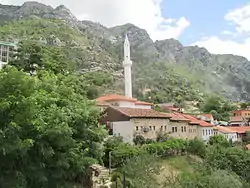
[232,110,250,113]
[173,112,214,127]
[96,94,137,102]
[226,126,250,134]
[112,107,172,118]
[96,94,153,106]
[199,114,214,120]
[230,116,244,122]
[214,126,237,133]
[135,101,153,106]
[170,114,190,121]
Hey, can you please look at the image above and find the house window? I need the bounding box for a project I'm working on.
[203,130,205,135]
[149,126,152,130]
[153,126,156,131]
[181,126,184,132]
[136,126,138,131]
[161,126,163,130]
[206,130,208,135]
[172,127,175,132]
[165,126,167,130]
[184,127,187,132]
[175,127,177,132]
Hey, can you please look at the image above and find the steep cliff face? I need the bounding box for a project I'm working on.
[0,2,250,101]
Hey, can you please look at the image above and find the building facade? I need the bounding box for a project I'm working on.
[0,41,17,68]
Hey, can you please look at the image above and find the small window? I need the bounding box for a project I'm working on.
[161,126,163,130]
[153,126,155,131]
[181,126,184,132]
[203,130,205,135]
[149,126,152,130]
[206,130,208,135]
[175,127,177,132]
[184,127,186,132]
[165,126,167,130]
[172,127,175,132]
[136,126,138,131]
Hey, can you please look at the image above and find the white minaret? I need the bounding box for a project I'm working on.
[123,34,133,98]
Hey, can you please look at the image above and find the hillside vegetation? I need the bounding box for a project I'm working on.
[1,2,250,103]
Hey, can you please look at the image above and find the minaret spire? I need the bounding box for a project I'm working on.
[123,34,132,98]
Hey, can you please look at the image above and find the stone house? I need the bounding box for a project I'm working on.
[173,113,214,142]
[100,106,216,143]
[100,106,200,143]
[229,110,250,126]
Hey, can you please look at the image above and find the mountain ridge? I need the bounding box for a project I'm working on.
[1,1,250,102]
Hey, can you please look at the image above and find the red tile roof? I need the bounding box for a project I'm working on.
[96,94,153,106]
[214,126,237,133]
[112,107,172,118]
[232,110,250,113]
[226,126,250,134]
[170,114,190,121]
[96,94,137,102]
[173,112,214,127]
[230,116,244,122]
[199,114,214,120]
[135,101,153,106]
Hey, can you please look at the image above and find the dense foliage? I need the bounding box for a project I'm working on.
[0,67,108,187]
[106,135,250,188]
[134,61,205,104]
[201,95,237,121]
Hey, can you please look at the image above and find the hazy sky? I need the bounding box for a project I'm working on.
[2,0,250,59]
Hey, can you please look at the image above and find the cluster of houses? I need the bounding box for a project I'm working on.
[96,94,250,144]
[94,35,250,144]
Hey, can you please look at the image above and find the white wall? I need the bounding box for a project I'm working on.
[112,121,134,144]
[118,101,135,108]
[198,127,214,142]
[214,131,238,142]
[134,104,152,109]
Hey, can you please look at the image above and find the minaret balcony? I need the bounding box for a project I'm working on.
[123,60,132,66]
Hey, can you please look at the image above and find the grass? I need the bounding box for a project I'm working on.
[163,156,194,173]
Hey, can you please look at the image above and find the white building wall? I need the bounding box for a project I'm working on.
[134,104,152,109]
[198,127,214,142]
[112,121,134,144]
[117,101,135,108]
[214,131,238,142]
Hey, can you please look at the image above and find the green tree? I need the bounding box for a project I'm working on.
[0,67,107,187]
[9,40,71,74]
[112,154,161,188]
[208,135,230,147]
[187,138,206,157]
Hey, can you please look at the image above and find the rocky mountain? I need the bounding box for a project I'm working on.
[1,1,250,102]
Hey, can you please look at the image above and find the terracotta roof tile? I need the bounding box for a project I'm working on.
[173,112,214,127]
[170,114,190,121]
[232,110,250,113]
[230,116,244,122]
[198,114,214,119]
[226,126,250,134]
[135,101,153,106]
[96,94,137,102]
[214,126,237,133]
[112,107,172,118]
